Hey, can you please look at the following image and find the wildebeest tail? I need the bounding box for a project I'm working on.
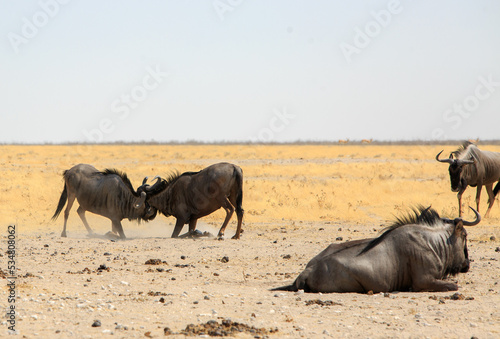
[52,183,68,221]
[494,181,500,198]
[270,284,298,292]
[234,166,244,215]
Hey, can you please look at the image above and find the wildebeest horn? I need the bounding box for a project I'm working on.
[456,159,475,166]
[435,150,454,164]
[142,176,149,185]
[462,207,481,226]
[149,176,162,189]
[134,191,147,208]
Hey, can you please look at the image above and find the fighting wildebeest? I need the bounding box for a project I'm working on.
[138,162,244,239]
[52,164,157,239]
[436,141,500,217]
[272,206,480,293]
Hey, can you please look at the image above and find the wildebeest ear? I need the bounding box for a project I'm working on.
[454,219,464,233]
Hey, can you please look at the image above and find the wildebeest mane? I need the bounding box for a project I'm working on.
[358,206,443,256]
[451,141,474,159]
[100,168,139,197]
[147,170,201,196]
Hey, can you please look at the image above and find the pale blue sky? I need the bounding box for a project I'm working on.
[1,0,499,143]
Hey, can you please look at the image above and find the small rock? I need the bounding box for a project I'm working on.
[180,255,186,260]
[103,252,111,256]
[490,236,496,241]
[145,259,162,265]
[91,320,101,327]
[164,327,173,335]
[220,256,229,263]
[336,237,343,241]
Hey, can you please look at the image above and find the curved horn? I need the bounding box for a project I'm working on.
[142,176,149,185]
[436,150,454,164]
[134,191,147,209]
[142,176,163,193]
[462,207,481,226]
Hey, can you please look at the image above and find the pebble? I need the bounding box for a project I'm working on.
[91,320,101,327]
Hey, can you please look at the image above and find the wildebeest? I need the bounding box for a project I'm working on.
[272,206,480,293]
[52,164,157,239]
[436,141,500,217]
[138,162,244,239]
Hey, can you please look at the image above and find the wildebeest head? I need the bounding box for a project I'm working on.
[136,177,162,220]
[436,150,475,192]
[441,207,481,275]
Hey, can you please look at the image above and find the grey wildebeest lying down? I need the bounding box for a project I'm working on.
[52,164,157,239]
[273,206,480,293]
[138,162,244,239]
[436,141,500,217]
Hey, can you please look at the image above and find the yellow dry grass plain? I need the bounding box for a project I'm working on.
[1,144,499,235]
[1,143,500,338]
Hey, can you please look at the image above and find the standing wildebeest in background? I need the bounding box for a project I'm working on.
[52,164,157,239]
[139,162,244,239]
[273,206,480,293]
[436,141,500,217]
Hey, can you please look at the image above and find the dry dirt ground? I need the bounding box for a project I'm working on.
[4,221,500,338]
[1,144,500,338]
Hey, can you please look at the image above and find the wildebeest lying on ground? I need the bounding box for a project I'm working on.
[52,164,157,239]
[436,141,500,217]
[138,162,244,239]
[273,206,480,293]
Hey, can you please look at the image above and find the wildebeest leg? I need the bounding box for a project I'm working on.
[457,188,466,217]
[217,198,234,239]
[77,206,94,236]
[484,183,494,217]
[171,218,185,238]
[233,203,244,240]
[111,219,126,239]
[61,193,76,237]
[412,275,458,292]
[475,185,482,215]
[188,219,198,233]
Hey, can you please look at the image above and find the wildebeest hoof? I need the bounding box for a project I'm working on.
[61,232,67,237]
[179,230,213,239]
[231,234,240,240]
[104,231,121,240]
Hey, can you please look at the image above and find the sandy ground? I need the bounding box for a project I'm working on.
[1,144,500,338]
